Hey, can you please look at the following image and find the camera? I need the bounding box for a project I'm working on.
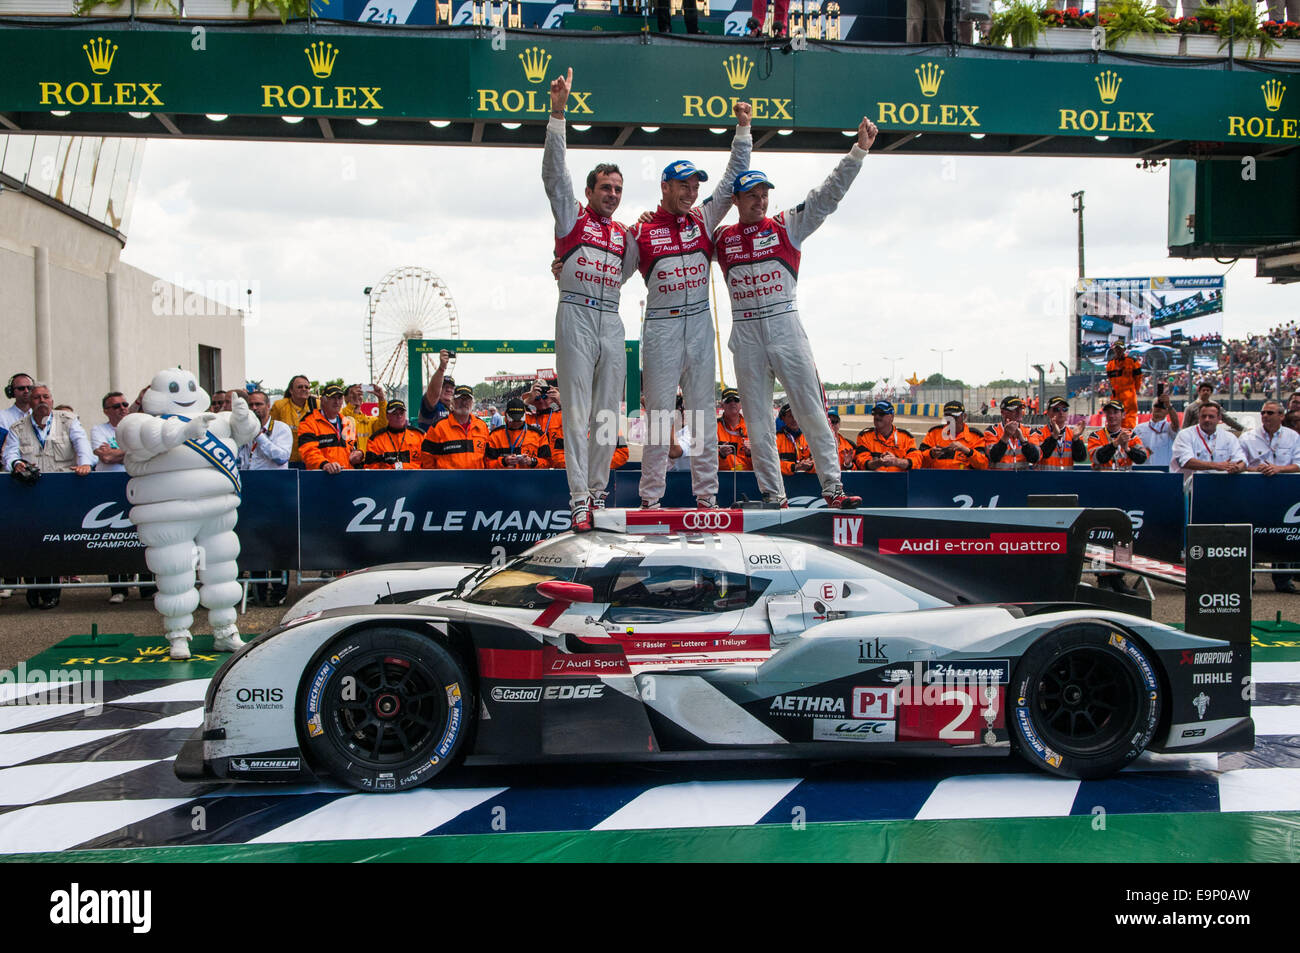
[10,461,41,486]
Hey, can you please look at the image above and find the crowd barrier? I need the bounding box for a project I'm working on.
[6,468,1295,573]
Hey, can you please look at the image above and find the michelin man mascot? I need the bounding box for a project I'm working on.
[117,370,260,659]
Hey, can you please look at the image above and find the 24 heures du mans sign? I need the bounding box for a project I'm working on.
[1,25,1296,143]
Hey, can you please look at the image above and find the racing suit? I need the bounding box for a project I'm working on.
[629,126,751,505]
[714,144,868,500]
[543,117,629,506]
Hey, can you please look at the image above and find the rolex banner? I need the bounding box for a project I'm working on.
[0,25,1295,144]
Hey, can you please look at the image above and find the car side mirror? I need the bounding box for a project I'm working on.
[536,581,594,604]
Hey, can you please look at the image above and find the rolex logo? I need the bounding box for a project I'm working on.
[724,54,754,91]
[519,46,551,84]
[83,36,117,75]
[1094,70,1122,105]
[1262,78,1286,113]
[915,62,943,98]
[305,41,339,79]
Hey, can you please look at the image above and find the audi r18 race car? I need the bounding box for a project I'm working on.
[176,506,1254,793]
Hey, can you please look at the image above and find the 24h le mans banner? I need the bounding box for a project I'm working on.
[0,24,1296,144]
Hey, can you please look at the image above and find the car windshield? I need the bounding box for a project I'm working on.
[462,536,591,609]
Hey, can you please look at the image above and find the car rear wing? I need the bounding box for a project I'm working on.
[594,507,1144,615]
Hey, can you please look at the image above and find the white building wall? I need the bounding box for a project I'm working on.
[0,186,244,419]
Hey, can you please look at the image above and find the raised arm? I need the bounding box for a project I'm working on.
[116,411,217,461]
[543,67,581,238]
[699,101,753,234]
[782,117,878,248]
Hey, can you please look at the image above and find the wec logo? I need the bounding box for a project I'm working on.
[82,502,133,530]
[1284,501,1300,524]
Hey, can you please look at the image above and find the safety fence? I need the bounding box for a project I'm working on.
[3,469,1296,573]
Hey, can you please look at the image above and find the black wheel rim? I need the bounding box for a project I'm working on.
[1033,646,1139,756]
[325,650,447,769]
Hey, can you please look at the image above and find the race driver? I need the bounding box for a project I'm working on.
[983,396,1041,470]
[544,67,629,531]
[1105,341,1144,430]
[629,101,751,511]
[712,117,878,509]
[921,400,988,470]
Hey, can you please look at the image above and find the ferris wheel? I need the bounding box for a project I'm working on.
[364,266,460,394]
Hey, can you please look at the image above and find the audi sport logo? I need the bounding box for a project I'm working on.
[682,511,733,530]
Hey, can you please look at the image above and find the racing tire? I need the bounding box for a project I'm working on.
[1009,622,1161,780]
[298,627,474,793]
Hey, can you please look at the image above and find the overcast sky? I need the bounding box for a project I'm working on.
[120,135,1300,397]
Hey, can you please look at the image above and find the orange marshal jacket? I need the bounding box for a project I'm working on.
[920,424,988,470]
[297,411,357,470]
[1030,424,1087,470]
[717,416,752,471]
[855,427,921,472]
[363,427,425,469]
[776,429,813,475]
[485,423,546,468]
[1087,428,1148,470]
[422,415,489,469]
[526,409,565,469]
[983,422,1042,470]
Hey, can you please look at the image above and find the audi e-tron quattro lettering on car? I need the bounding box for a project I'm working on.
[176,507,1254,793]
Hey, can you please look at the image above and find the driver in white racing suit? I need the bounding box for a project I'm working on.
[543,68,629,531]
[713,117,878,508]
[628,101,752,510]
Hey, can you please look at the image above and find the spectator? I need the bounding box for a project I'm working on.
[524,380,565,470]
[1087,400,1148,471]
[209,390,231,413]
[1105,341,1144,430]
[363,400,425,470]
[717,386,752,472]
[1,373,36,452]
[1170,401,1246,474]
[423,385,488,469]
[298,385,362,473]
[1286,410,1300,435]
[489,405,504,430]
[91,392,129,474]
[984,396,1041,470]
[659,0,701,34]
[270,374,318,468]
[828,412,857,472]
[238,389,292,607]
[3,384,93,609]
[1241,400,1299,477]
[776,404,813,475]
[921,400,988,469]
[1182,380,1246,435]
[855,400,921,471]
[1032,396,1087,470]
[343,383,388,453]
[485,397,544,469]
[418,349,455,432]
[238,390,293,471]
[1288,392,1300,415]
[1133,398,1180,469]
[91,391,133,603]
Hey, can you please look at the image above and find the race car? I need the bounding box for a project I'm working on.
[176,506,1254,793]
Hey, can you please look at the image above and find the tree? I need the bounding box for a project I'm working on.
[308,377,344,394]
[984,378,1024,390]
[924,373,965,388]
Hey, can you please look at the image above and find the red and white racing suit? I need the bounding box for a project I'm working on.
[543,117,629,506]
[628,126,751,505]
[713,144,868,499]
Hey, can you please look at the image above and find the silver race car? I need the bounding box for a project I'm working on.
[177,507,1253,792]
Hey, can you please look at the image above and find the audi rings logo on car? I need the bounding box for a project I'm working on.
[1189,545,1203,560]
[682,511,733,530]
